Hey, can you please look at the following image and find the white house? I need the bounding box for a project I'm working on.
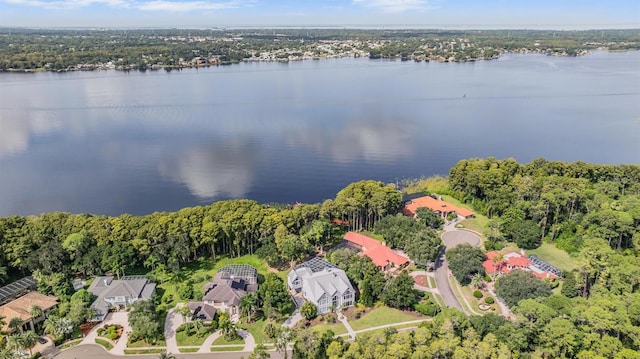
[88,275,156,321]
[288,257,355,314]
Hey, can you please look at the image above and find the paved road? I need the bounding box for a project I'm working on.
[434,226,482,313]
[55,344,286,359]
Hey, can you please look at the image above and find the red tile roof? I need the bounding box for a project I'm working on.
[403,195,474,218]
[343,232,409,268]
[506,256,530,268]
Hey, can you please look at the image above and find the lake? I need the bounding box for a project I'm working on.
[1,51,639,216]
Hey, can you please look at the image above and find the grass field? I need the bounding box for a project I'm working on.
[123,349,165,354]
[175,328,213,346]
[94,338,113,350]
[127,338,166,348]
[238,318,273,344]
[212,335,245,345]
[58,339,82,350]
[307,322,348,336]
[210,346,244,352]
[179,347,200,353]
[526,243,577,273]
[158,255,284,306]
[448,277,482,316]
[348,306,419,332]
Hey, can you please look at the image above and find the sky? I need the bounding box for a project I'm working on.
[0,0,638,29]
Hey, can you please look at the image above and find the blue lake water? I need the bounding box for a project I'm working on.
[0,50,639,216]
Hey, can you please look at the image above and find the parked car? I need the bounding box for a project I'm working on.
[38,337,47,344]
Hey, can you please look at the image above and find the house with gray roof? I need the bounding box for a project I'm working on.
[196,265,258,319]
[287,257,355,314]
[88,275,156,321]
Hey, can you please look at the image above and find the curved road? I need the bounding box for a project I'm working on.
[435,227,481,313]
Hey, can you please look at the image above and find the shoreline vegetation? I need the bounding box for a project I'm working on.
[0,157,638,357]
[1,28,639,72]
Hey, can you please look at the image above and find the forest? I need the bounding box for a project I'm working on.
[1,28,639,71]
[0,158,639,358]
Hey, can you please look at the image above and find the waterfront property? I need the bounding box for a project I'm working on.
[88,276,156,321]
[343,232,409,271]
[196,264,258,319]
[0,290,58,333]
[287,257,355,314]
[402,194,475,219]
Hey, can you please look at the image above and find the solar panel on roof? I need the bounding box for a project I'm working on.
[0,276,37,305]
[294,257,336,273]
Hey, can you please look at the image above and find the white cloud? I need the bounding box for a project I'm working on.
[5,0,128,9]
[353,0,432,13]
[136,0,242,12]
[3,0,252,11]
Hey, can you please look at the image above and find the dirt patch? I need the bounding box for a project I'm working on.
[80,322,100,336]
[414,275,428,287]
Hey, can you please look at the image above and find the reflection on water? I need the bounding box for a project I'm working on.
[0,51,638,216]
[159,140,258,199]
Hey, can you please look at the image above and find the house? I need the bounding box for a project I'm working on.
[187,301,217,322]
[0,291,58,333]
[198,264,258,318]
[482,251,559,280]
[402,193,475,219]
[287,257,355,314]
[88,275,156,321]
[343,232,409,271]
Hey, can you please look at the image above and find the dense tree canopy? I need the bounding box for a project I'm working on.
[495,270,552,307]
[445,244,486,285]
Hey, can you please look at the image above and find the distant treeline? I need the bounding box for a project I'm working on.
[0,28,638,71]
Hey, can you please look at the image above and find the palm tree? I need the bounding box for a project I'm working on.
[158,350,176,359]
[0,315,6,334]
[239,293,257,322]
[21,331,39,356]
[177,305,192,322]
[29,305,43,331]
[492,254,504,279]
[8,317,23,334]
[470,273,485,290]
[6,334,25,353]
[42,316,58,337]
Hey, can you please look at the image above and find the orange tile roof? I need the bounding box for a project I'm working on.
[343,232,409,268]
[0,292,58,332]
[506,256,530,267]
[403,195,474,218]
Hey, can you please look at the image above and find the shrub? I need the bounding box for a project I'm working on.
[485,297,495,304]
[484,275,492,282]
[106,332,118,341]
[97,328,104,335]
[473,290,483,299]
[30,353,42,359]
[175,325,185,333]
[263,323,276,339]
[414,302,441,316]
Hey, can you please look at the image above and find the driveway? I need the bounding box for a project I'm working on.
[441,230,481,248]
[81,311,131,355]
[434,229,482,313]
[164,307,184,355]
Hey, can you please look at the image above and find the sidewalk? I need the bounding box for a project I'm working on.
[336,312,355,340]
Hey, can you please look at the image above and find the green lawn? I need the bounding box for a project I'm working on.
[238,317,272,344]
[95,338,113,350]
[307,322,348,336]
[175,328,214,346]
[439,194,488,235]
[213,335,245,345]
[210,346,244,352]
[123,349,165,354]
[58,339,82,350]
[526,243,577,273]
[428,276,436,289]
[127,338,166,348]
[179,348,200,353]
[158,255,284,306]
[348,306,419,332]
